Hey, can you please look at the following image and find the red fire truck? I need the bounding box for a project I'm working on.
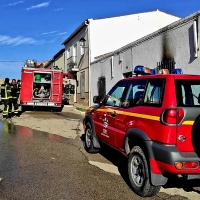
[20,60,64,112]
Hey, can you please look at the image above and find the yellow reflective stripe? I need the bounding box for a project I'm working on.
[90,108,160,121]
[121,111,160,121]
[88,108,195,125]
[182,120,194,125]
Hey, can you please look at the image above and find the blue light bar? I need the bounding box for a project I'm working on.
[133,65,150,74]
[150,69,156,75]
[134,65,145,73]
[171,68,183,74]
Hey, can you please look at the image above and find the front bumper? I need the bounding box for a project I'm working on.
[21,101,62,107]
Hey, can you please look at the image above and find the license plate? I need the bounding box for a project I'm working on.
[35,102,47,106]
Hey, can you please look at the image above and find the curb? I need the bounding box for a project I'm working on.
[73,109,85,115]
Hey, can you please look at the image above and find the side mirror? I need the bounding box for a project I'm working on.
[93,96,100,104]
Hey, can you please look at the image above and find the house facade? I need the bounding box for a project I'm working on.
[44,48,65,71]
[90,10,200,104]
[62,10,180,107]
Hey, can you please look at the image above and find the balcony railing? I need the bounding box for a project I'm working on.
[67,56,79,72]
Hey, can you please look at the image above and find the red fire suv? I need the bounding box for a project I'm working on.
[83,66,200,197]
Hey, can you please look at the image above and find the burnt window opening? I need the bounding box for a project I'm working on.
[157,58,175,73]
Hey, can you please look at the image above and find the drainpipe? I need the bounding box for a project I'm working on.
[86,19,92,107]
[193,20,198,58]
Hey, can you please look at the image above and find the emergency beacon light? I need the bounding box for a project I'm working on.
[134,66,150,75]
[171,68,183,74]
[133,65,156,75]
[133,65,183,76]
[150,69,156,75]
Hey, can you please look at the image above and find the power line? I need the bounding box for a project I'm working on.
[0,61,25,62]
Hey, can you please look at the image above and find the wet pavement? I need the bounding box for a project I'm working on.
[23,109,84,121]
[0,110,199,199]
[0,120,142,200]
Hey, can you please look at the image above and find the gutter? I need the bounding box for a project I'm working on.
[87,19,91,107]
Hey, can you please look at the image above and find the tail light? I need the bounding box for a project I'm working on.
[175,161,199,169]
[161,108,184,125]
[184,162,199,169]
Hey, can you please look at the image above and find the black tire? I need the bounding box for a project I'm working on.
[52,106,63,112]
[57,106,63,112]
[128,146,161,197]
[192,115,200,156]
[84,122,99,153]
[63,99,69,105]
[21,106,26,112]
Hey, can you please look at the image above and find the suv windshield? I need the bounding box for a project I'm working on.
[175,80,200,107]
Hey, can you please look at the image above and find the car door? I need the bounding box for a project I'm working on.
[95,80,128,147]
[114,79,148,151]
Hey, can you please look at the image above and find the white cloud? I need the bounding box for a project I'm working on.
[5,1,23,6]
[56,32,68,35]
[26,2,50,11]
[0,35,37,46]
[54,8,63,12]
[41,31,58,35]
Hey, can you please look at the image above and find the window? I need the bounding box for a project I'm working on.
[66,49,70,59]
[80,71,85,99]
[144,79,165,105]
[157,58,175,73]
[73,44,77,63]
[98,77,106,101]
[175,80,200,106]
[80,46,84,56]
[111,56,114,78]
[122,80,147,107]
[105,80,127,107]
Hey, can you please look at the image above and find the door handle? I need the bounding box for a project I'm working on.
[111,111,117,117]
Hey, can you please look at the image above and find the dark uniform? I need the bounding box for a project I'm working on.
[17,80,21,105]
[1,78,12,118]
[10,81,19,116]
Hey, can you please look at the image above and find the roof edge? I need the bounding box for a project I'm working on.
[53,48,65,59]
[93,9,181,21]
[91,10,200,64]
[62,19,91,45]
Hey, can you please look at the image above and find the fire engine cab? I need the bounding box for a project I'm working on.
[20,60,64,112]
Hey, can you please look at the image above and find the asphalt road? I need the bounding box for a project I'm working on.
[0,109,198,200]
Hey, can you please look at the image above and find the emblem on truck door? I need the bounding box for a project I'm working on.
[101,114,109,138]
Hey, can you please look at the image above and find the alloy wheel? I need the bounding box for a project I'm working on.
[131,155,145,187]
[85,127,92,148]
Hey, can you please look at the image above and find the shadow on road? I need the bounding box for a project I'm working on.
[98,143,131,186]
[80,134,200,194]
[101,143,200,193]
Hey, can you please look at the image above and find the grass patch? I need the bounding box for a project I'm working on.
[75,107,87,112]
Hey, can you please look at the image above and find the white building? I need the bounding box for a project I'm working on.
[62,10,180,106]
[90,10,200,104]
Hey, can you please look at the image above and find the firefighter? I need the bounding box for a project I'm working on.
[10,79,19,117]
[1,78,12,119]
[17,79,21,105]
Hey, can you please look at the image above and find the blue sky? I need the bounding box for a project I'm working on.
[0,0,199,79]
